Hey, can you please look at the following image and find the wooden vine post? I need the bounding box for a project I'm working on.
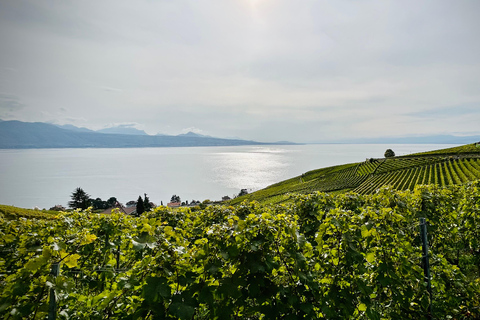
[419,218,432,319]
[48,262,60,320]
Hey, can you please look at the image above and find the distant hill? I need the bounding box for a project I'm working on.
[177,131,211,138]
[57,123,148,135]
[54,124,95,133]
[0,120,283,149]
[229,143,480,205]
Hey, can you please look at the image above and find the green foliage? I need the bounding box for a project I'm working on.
[143,194,152,212]
[0,204,58,220]
[384,148,395,158]
[68,187,91,210]
[237,189,248,197]
[91,197,118,210]
[171,195,181,203]
[136,196,144,216]
[1,184,479,319]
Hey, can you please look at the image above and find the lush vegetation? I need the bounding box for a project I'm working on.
[1,183,479,319]
[230,143,480,205]
[0,205,58,220]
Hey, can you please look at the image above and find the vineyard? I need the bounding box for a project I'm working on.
[0,205,58,220]
[230,143,480,205]
[353,157,480,194]
[1,183,480,319]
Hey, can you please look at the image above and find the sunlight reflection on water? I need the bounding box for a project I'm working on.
[0,144,456,208]
[206,148,291,190]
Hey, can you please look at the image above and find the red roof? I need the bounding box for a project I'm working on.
[101,205,136,215]
[167,202,181,208]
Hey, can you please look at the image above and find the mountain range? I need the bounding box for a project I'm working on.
[2,120,479,149]
[0,120,280,149]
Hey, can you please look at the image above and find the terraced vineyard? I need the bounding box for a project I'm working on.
[353,157,480,194]
[230,143,480,205]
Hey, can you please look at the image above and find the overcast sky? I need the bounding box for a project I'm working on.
[1,0,479,142]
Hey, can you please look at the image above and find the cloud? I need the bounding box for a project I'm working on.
[103,122,142,129]
[0,94,24,113]
[180,127,206,135]
[100,86,122,93]
[1,67,17,73]
[1,0,480,141]
[64,116,87,122]
[406,104,480,119]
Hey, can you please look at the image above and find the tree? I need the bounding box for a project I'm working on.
[106,197,117,208]
[69,187,91,210]
[143,193,152,212]
[170,195,181,203]
[384,149,395,158]
[238,189,249,197]
[136,195,145,216]
[91,197,106,210]
[126,200,136,206]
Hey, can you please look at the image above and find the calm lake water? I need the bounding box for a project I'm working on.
[0,144,454,209]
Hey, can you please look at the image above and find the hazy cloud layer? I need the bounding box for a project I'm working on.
[0,94,25,119]
[0,0,479,142]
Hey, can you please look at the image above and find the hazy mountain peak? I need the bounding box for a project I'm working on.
[177,131,210,138]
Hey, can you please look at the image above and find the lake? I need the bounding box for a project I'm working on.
[0,144,454,209]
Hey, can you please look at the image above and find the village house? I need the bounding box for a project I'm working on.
[101,201,136,215]
[167,202,181,208]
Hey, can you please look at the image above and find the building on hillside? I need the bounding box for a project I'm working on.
[101,201,136,215]
[125,200,137,207]
[167,202,181,208]
[50,205,66,211]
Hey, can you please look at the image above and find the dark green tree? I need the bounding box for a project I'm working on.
[106,197,117,208]
[170,195,181,203]
[68,187,91,210]
[143,193,152,212]
[238,189,249,197]
[91,197,107,210]
[384,149,395,158]
[136,195,145,216]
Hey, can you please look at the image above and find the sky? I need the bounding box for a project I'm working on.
[0,0,479,143]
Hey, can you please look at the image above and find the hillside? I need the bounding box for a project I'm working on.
[230,142,480,205]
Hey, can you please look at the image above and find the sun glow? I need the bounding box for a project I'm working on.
[247,0,262,9]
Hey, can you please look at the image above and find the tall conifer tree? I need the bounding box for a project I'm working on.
[136,195,145,216]
[69,187,91,210]
[143,193,151,212]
